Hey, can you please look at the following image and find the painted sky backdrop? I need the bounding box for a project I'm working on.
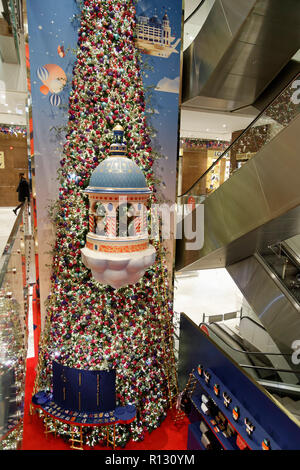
[136,0,182,202]
[27,0,79,205]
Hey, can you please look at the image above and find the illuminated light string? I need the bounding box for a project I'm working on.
[181,138,230,150]
[0,125,27,137]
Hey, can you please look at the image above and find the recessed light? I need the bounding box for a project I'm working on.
[222,124,227,128]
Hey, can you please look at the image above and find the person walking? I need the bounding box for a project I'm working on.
[13,173,30,215]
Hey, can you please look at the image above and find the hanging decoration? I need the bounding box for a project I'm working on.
[82,124,156,289]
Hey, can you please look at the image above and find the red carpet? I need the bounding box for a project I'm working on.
[21,270,189,451]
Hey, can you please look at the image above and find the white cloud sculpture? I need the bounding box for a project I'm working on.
[155,76,180,93]
[81,246,156,290]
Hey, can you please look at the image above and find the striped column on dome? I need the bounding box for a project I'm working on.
[142,206,148,235]
[107,216,117,237]
[134,216,142,235]
[89,214,95,233]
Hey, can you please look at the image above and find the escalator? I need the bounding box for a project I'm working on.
[226,245,300,357]
[201,321,280,380]
[176,69,300,362]
[176,70,300,272]
[182,0,300,113]
[199,320,300,423]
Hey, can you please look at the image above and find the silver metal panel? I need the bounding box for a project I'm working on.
[219,0,257,35]
[227,256,300,355]
[183,0,300,111]
[175,113,300,271]
[183,0,255,104]
[254,118,300,217]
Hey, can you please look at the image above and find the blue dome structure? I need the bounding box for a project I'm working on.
[82,124,156,290]
[86,125,150,195]
[149,15,162,27]
[88,157,149,193]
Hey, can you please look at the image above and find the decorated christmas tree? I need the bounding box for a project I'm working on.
[34,0,176,447]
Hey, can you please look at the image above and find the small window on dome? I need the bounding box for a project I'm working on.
[95,203,106,217]
[94,202,107,236]
[116,203,136,237]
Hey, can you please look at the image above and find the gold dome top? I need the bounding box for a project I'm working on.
[113,124,124,132]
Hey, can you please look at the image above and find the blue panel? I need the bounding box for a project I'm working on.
[178,314,300,450]
[52,361,116,412]
[187,422,205,450]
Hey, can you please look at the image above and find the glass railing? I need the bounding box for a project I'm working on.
[178,72,300,205]
[0,205,29,450]
[258,246,300,307]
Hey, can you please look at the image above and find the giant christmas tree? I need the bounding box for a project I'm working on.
[34,0,176,447]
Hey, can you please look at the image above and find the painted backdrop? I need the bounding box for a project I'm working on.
[27,0,182,325]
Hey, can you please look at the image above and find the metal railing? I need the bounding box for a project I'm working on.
[0,202,30,450]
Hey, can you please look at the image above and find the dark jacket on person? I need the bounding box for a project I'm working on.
[17,178,30,202]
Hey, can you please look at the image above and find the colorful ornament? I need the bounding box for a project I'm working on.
[262,438,271,450]
[204,370,211,385]
[223,391,232,408]
[232,406,240,421]
[244,417,255,436]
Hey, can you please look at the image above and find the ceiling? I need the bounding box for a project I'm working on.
[0,1,27,126]
[180,108,255,140]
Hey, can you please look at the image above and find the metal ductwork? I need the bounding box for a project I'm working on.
[182,0,300,112]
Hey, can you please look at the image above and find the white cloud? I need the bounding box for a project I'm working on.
[155,76,180,94]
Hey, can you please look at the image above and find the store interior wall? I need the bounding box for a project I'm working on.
[0,133,28,206]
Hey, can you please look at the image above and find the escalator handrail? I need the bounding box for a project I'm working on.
[240,364,300,374]
[178,71,300,198]
[199,322,292,357]
[184,0,206,23]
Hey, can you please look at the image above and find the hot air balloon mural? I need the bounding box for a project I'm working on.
[57,45,65,58]
[50,94,61,107]
[37,64,67,106]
